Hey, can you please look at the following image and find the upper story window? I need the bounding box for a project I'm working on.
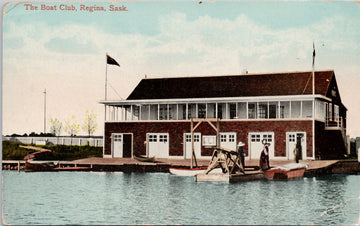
[111,99,322,122]
[198,104,206,118]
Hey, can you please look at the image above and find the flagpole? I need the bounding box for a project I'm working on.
[312,42,316,160]
[43,88,46,133]
[104,53,107,157]
[105,52,108,102]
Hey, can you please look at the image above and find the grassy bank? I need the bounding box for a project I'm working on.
[2,141,102,161]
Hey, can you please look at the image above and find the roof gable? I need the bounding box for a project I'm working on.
[127,70,335,100]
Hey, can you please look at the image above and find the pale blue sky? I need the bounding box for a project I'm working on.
[2,0,360,136]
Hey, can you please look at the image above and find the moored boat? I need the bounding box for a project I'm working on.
[134,154,155,162]
[169,167,223,176]
[264,162,308,180]
[25,160,59,172]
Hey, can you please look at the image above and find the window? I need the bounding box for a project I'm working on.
[188,104,196,119]
[178,104,186,120]
[114,134,122,142]
[237,102,247,119]
[229,134,235,142]
[269,102,278,119]
[194,135,200,142]
[207,103,216,118]
[186,134,199,142]
[218,103,224,119]
[258,103,268,119]
[280,101,290,118]
[289,134,295,142]
[150,105,158,120]
[140,105,149,120]
[334,104,339,121]
[198,104,206,118]
[229,103,237,119]
[251,134,261,142]
[248,103,257,119]
[159,135,168,142]
[133,105,140,120]
[159,104,168,120]
[148,135,157,142]
[291,101,301,118]
[263,134,272,143]
[169,104,177,120]
[302,101,313,118]
[220,134,227,142]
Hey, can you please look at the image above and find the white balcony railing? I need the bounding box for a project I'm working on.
[325,117,343,129]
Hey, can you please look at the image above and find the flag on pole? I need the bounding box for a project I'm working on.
[107,54,120,67]
[312,42,316,68]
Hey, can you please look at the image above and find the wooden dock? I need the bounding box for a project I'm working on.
[2,158,359,176]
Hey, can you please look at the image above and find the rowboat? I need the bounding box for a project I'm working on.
[134,154,155,162]
[169,167,223,176]
[25,160,59,172]
[264,162,308,180]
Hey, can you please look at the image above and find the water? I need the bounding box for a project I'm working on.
[2,171,360,225]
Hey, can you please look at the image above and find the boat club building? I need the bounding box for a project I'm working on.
[101,70,347,160]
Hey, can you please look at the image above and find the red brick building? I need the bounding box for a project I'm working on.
[101,70,347,160]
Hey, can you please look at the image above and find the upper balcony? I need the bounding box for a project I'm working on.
[101,95,333,123]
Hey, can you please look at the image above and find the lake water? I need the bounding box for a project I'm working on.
[2,171,360,225]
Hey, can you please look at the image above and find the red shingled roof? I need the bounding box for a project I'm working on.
[127,70,335,100]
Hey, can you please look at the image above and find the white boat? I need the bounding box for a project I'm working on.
[169,167,223,176]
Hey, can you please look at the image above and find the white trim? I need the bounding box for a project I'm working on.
[100,94,329,106]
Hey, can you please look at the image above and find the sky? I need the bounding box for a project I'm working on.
[2,0,360,137]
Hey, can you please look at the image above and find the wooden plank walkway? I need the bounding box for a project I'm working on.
[2,158,359,174]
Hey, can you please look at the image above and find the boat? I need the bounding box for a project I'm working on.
[134,154,155,162]
[25,160,60,172]
[264,162,308,180]
[169,167,223,176]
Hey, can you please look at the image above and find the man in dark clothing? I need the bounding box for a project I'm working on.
[237,141,246,169]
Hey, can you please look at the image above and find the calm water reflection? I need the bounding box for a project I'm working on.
[2,171,360,225]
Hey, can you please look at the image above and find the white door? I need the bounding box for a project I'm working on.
[112,133,123,157]
[220,132,237,151]
[184,133,201,159]
[147,133,169,158]
[248,132,274,159]
[286,132,306,160]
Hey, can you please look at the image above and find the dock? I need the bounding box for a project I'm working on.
[2,158,359,176]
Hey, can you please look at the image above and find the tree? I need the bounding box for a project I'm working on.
[49,118,62,136]
[64,115,80,136]
[82,110,98,137]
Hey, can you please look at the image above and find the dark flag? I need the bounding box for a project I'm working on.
[107,54,120,67]
[312,42,316,68]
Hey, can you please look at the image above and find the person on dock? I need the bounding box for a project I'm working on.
[259,142,270,171]
[294,145,299,163]
[237,141,246,168]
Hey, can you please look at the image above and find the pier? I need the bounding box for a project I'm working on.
[2,158,359,176]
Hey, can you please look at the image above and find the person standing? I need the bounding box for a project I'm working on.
[294,145,299,163]
[259,142,270,171]
[237,141,246,169]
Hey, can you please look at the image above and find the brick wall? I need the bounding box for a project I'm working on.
[315,121,346,159]
[105,119,314,158]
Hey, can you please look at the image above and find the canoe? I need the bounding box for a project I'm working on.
[134,155,155,162]
[25,160,59,172]
[264,163,308,180]
[169,167,223,176]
